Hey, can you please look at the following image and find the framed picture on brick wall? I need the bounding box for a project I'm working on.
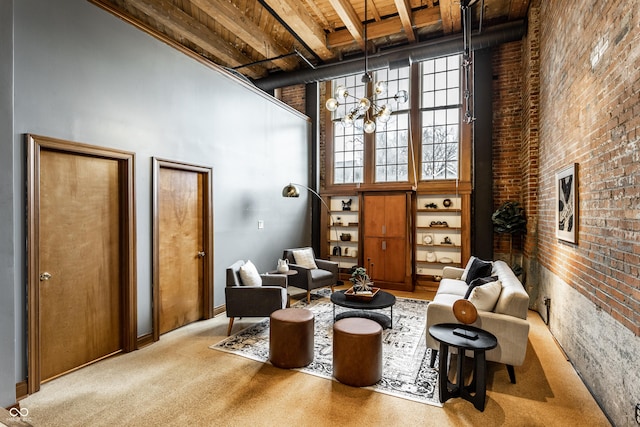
[556,163,578,243]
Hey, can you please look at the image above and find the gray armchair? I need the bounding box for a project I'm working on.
[225,260,288,336]
[282,247,339,303]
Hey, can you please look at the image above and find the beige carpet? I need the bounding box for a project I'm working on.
[17,291,611,426]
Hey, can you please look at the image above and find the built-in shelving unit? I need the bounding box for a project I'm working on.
[327,196,359,272]
[415,194,464,285]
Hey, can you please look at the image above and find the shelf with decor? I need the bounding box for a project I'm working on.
[326,196,360,272]
[415,194,466,288]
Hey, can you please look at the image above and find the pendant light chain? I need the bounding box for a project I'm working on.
[461,0,476,124]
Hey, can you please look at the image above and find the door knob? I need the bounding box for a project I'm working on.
[40,272,52,281]
[197,251,206,258]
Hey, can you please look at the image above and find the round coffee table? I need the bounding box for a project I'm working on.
[330,290,396,329]
[429,323,498,411]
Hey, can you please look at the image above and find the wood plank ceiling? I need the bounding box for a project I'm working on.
[90,0,530,83]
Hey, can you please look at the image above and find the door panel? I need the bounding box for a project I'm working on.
[383,238,406,283]
[158,168,205,334]
[364,196,386,237]
[363,237,385,281]
[384,195,407,237]
[39,150,122,381]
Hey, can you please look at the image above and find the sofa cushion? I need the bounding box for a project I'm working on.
[293,248,318,269]
[239,260,262,286]
[462,257,493,284]
[464,275,499,299]
[468,280,502,311]
[436,278,471,297]
[492,260,530,319]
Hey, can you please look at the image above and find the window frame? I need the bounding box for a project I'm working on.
[323,55,472,194]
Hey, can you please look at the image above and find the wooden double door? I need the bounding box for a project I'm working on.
[362,192,412,291]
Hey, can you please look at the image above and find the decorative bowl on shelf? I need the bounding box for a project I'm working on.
[340,233,352,241]
[439,257,453,264]
[429,221,449,227]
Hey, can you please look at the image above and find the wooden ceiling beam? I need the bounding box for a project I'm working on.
[509,0,530,18]
[130,0,267,78]
[190,0,298,71]
[263,0,336,61]
[327,0,365,50]
[302,0,332,31]
[439,0,461,33]
[327,7,440,48]
[394,0,416,42]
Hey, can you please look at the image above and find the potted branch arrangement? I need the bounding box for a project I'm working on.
[491,201,527,276]
[345,266,379,300]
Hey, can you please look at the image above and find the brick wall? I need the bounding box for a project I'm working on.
[520,4,540,263]
[537,0,639,335]
[491,41,524,257]
[534,1,640,424]
[279,84,306,115]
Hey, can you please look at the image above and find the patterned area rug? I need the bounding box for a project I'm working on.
[210,289,441,407]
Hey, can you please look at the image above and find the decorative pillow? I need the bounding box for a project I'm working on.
[463,257,493,284]
[292,248,318,269]
[467,280,502,312]
[464,276,499,299]
[239,260,262,286]
[460,256,476,281]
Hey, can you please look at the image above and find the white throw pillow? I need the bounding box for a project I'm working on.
[468,280,502,312]
[292,248,318,269]
[239,260,262,286]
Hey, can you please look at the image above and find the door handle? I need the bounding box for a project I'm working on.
[382,241,386,250]
[197,251,206,258]
[40,272,52,281]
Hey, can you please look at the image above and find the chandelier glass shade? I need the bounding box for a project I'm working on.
[325,0,408,134]
[325,83,408,134]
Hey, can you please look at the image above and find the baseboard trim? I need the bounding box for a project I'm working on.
[213,304,226,317]
[137,333,154,348]
[15,380,28,401]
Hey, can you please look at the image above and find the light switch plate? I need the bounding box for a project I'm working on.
[258,220,264,229]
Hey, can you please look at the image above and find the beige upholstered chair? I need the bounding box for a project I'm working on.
[225,260,288,336]
[282,247,339,303]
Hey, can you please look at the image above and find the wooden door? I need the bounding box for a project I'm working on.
[154,159,213,339]
[28,135,136,393]
[363,193,408,288]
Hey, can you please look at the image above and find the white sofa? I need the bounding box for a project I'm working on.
[426,259,530,383]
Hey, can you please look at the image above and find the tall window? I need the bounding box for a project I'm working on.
[374,67,410,183]
[328,53,462,186]
[332,75,365,184]
[420,55,461,180]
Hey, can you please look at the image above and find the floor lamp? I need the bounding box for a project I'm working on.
[281,183,340,258]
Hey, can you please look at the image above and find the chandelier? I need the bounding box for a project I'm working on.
[325,0,408,134]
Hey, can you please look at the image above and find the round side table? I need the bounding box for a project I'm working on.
[428,323,497,411]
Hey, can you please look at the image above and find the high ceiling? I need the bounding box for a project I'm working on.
[90,0,530,85]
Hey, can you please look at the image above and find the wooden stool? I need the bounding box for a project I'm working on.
[333,317,383,387]
[269,308,314,368]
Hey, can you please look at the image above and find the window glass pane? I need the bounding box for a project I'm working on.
[329,75,365,184]
[420,53,462,181]
[375,113,409,183]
